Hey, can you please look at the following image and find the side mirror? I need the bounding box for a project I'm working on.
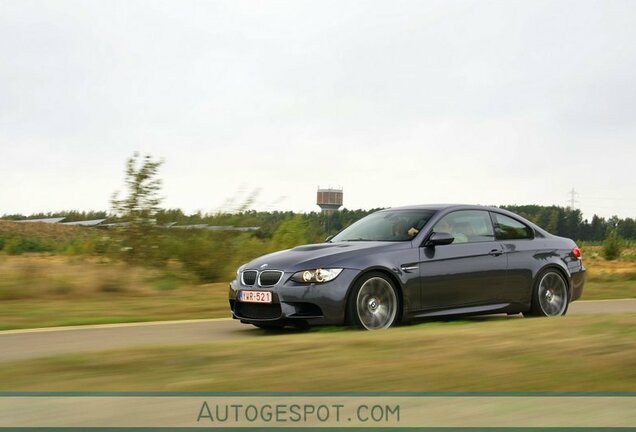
[425,232,454,247]
[325,235,335,242]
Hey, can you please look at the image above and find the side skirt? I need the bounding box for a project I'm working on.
[410,302,526,319]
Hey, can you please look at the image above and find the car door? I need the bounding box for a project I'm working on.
[490,211,536,305]
[417,210,508,310]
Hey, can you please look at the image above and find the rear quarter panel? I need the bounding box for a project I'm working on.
[503,235,579,306]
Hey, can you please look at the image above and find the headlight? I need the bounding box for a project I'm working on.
[291,268,343,283]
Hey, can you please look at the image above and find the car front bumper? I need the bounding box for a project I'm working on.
[228,269,360,326]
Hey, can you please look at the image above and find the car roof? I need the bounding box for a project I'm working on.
[380,204,551,237]
[382,204,501,212]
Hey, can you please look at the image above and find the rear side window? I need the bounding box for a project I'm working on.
[433,210,495,244]
[492,213,534,240]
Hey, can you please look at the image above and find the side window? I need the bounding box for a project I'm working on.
[433,210,495,244]
[492,213,534,240]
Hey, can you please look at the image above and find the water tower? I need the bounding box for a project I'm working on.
[316,187,343,214]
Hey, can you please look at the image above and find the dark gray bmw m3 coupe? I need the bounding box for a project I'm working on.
[229,204,586,330]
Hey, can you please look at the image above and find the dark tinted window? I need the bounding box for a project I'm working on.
[433,210,495,244]
[492,213,534,240]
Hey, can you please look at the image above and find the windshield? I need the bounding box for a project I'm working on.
[331,210,436,242]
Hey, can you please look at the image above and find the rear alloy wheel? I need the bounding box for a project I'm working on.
[525,269,569,317]
[349,273,399,330]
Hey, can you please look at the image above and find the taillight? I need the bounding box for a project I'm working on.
[572,246,582,259]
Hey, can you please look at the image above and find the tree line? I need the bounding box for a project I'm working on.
[501,205,635,241]
[3,205,634,241]
[3,153,634,241]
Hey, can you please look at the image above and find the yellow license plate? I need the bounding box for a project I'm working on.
[239,290,272,303]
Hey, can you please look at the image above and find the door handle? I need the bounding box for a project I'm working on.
[489,249,503,257]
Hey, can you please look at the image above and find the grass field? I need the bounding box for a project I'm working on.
[0,251,634,330]
[0,255,229,330]
[579,245,636,300]
[0,313,634,391]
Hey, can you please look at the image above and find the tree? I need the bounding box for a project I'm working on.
[111,153,164,262]
[590,215,606,241]
[545,209,559,234]
[617,218,636,239]
[271,215,312,249]
[602,230,623,261]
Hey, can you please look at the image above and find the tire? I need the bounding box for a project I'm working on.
[524,268,570,317]
[347,272,400,330]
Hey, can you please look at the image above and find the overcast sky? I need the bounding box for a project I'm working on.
[1,0,635,219]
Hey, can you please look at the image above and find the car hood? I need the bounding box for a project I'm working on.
[244,241,408,272]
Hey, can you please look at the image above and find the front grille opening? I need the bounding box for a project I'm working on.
[242,270,257,286]
[258,270,283,287]
[235,302,282,320]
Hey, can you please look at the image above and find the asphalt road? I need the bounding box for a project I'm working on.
[1,299,635,362]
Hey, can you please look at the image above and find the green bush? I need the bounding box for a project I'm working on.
[167,231,231,282]
[3,237,55,255]
[602,231,624,261]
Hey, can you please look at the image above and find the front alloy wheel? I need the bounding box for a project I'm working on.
[350,273,399,330]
